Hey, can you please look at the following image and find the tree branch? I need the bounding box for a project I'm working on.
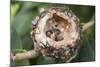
[12,18,95,61]
[82,16,95,32]
[12,50,39,61]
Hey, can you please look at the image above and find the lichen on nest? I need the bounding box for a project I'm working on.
[31,6,80,62]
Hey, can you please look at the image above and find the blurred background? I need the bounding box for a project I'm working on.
[11,1,95,66]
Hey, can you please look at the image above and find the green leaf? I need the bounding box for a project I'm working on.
[11,25,23,50]
[15,59,30,66]
[21,35,33,50]
[78,34,95,62]
[36,56,56,65]
[11,3,21,23]
[12,2,40,36]
[11,3,20,17]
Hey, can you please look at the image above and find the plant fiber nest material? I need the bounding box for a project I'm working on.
[31,7,81,62]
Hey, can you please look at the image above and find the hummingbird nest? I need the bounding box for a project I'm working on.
[31,7,81,62]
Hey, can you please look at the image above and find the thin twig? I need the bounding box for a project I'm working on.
[12,50,39,61]
[12,10,95,61]
[12,19,95,61]
[12,20,95,61]
[82,16,95,32]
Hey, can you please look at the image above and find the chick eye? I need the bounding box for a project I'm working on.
[46,30,53,37]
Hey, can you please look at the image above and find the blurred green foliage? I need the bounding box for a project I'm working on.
[11,1,95,66]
